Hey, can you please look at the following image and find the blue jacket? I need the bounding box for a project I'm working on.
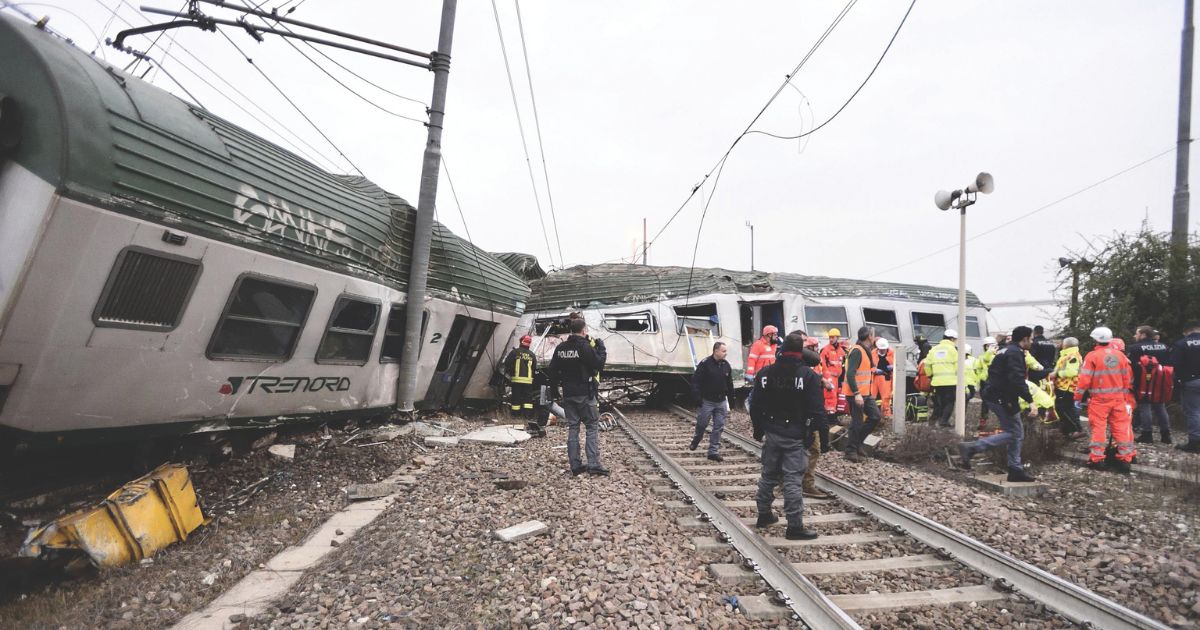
[750,355,825,440]
[1172,332,1200,384]
[983,345,1033,407]
[692,356,734,403]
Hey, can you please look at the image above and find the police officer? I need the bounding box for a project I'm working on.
[690,341,735,461]
[1128,324,1173,444]
[1030,325,1058,383]
[503,335,537,421]
[1173,321,1200,453]
[958,326,1037,482]
[751,331,822,540]
[546,318,609,476]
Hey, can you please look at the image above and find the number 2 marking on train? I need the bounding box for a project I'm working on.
[430,333,443,344]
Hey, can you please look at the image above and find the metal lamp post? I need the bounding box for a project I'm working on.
[934,173,994,437]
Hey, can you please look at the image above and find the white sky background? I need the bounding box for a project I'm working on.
[28,1,1200,319]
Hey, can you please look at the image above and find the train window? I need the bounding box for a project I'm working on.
[534,316,572,336]
[966,315,983,338]
[381,304,429,363]
[675,304,720,336]
[912,312,947,342]
[208,275,316,361]
[316,296,380,365]
[804,305,848,339]
[602,311,658,333]
[862,308,901,342]
[93,247,202,332]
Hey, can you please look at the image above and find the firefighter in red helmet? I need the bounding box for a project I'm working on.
[745,325,780,382]
[503,335,540,435]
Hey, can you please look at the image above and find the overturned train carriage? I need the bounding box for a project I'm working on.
[0,15,528,446]
[503,261,988,395]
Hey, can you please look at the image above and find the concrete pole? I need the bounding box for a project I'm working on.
[748,222,755,271]
[643,218,648,265]
[1173,0,1194,252]
[893,344,907,436]
[954,208,968,437]
[396,0,457,413]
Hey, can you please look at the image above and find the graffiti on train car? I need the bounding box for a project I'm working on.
[219,376,352,395]
[233,184,356,256]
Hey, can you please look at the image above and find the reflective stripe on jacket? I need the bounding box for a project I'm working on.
[820,344,847,381]
[842,343,877,396]
[745,337,777,378]
[924,339,958,387]
[1075,345,1132,402]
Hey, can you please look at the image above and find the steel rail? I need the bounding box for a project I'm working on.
[664,404,1171,630]
[613,407,861,630]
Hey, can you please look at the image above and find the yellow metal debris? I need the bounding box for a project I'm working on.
[21,463,208,567]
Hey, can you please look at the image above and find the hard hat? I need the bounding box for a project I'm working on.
[984,336,996,346]
[827,328,841,338]
[520,335,533,347]
[804,336,820,348]
[875,338,889,350]
[965,343,973,354]
[762,325,778,336]
[1110,338,1126,352]
[1090,326,1113,343]
[943,329,958,339]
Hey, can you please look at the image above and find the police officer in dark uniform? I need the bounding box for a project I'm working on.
[1030,325,1057,383]
[547,317,609,476]
[1173,321,1200,453]
[1128,324,1173,444]
[750,331,822,540]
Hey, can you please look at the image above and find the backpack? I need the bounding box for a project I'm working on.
[914,360,932,393]
[1138,356,1176,404]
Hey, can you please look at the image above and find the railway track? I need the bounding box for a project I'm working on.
[613,405,1171,629]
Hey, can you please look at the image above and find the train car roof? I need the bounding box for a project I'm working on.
[0,15,528,315]
[525,263,986,311]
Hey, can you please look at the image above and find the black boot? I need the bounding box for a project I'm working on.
[1007,467,1036,483]
[785,525,819,540]
[956,443,974,470]
[1161,431,1173,445]
[1084,459,1107,471]
[1177,441,1200,454]
[1135,433,1154,444]
[755,512,779,528]
[707,453,724,462]
[689,437,700,451]
[1111,460,1132,475]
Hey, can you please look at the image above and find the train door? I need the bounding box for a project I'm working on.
[738,301,784,362]
[424,315,497,409]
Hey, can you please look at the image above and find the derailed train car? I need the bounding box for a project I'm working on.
[502,260,989,396]
[0,15,528,447]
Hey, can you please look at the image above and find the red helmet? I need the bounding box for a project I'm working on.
[804,336,819,348]
[520,335,533,347]
[762,325,778,337]
[1109,337,1125,352]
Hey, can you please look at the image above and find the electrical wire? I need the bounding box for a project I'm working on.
[440,154,500,367]
[644,0,860,255]
[131,0,186,73]
[3,2,108,58]
[94,0,121,57]
[490,0,557,269]
[745,0,917,142]
[513,0,564,267]
[106,0,344,172]
[863,145,1180,281]
[218,27,365,176]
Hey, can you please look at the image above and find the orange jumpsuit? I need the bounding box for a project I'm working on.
[1074,344,1135,463]
[873,347,896,418]
[745,336,777,380]
[820,343,847,412]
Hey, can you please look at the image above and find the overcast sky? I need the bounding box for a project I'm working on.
[27,1,1199,329]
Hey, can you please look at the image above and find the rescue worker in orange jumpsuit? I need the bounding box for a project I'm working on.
[1075,326,1136,473]
[873,337,895,418]
[745,325,780,384]
[819,328,847,414]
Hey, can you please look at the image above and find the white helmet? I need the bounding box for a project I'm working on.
[965,343,973,354]
[943,329,958,339]
[875,338,889,350]
[983,336,996,346]
[1090,326,1113,343]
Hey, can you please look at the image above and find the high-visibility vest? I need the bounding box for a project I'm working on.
[842,344,877,397]
[1054,347,1081,392]
[964,356,981,389]
[924,340,958,387]
[1075,345,1132,401]
[745,337,777,378]
[511,348,535,385]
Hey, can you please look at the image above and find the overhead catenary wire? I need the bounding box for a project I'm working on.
[643,0,861,255]
[489,0,557,269]
[3,2,109,58]
[105,0,345,172]
[512,0,564,267]
[864,145,1181,281]
[217,27,365,176]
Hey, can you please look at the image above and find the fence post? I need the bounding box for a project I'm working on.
[893,344,907,436]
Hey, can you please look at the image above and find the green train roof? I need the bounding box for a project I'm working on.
[526,263,986,311]
[0,16,528,314]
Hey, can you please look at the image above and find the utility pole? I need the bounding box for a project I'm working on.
[643,218,648,265]
[1172,0,1195,333]
[396,0,458,414]
[745,220,755,271]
